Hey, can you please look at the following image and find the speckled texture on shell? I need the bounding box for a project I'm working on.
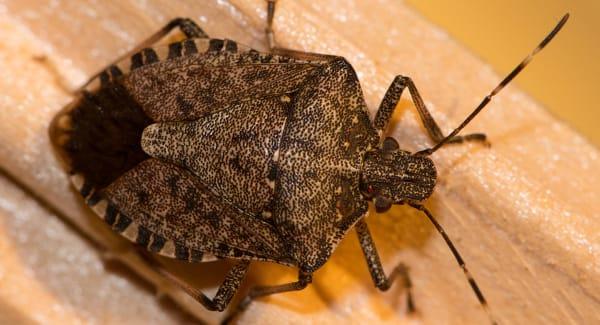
[3,1,598,324]
[271,58,375,271]
[105,159,291,263]
[51,35,379,273]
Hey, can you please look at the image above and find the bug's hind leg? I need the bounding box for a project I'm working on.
[373,75,487,147]
[222,271,313,325]
[78,18,208,91]
[355,220,416,313]
[139,251,250,312]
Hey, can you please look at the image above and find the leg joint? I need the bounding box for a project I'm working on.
[299,272,313,287]
[165,17,193,30]
[376,279,392,291]
[392,74,410,85]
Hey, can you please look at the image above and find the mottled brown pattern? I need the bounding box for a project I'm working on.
[141,97,289,214]
[273,58,376,272]
[361,149,436,203]
[50,29,440,277]
[123,44,323,122]
[52,29,390,272]
[104,159,291,263]
[128,50,378,272]
[45,5,570,319]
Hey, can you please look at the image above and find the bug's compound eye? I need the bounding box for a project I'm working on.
[359,181,377,198]
[382,137,399,152]
[374,195,392,213]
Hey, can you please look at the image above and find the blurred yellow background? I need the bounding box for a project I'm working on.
[406,0,599,146]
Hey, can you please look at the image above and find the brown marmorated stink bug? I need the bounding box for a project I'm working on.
[49,1,568,324]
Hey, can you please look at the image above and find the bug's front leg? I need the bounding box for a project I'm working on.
[355,219,416,313]
[373,75,487,146]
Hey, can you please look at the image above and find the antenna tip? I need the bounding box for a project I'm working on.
[554,13,570,34]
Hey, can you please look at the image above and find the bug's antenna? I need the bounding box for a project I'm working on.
[409,203,498,325]
[420,13,569,156]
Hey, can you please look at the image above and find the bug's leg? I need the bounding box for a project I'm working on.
[77,18,208,91]
[265,0,277,50]
[222,271,312,324]
[264,0,337,63]
[270,48,340,61]
[149,257,250,312]
[408,203,497,325]
[355,219,416,313]
[373,75,487,146]
[264,0,313,59]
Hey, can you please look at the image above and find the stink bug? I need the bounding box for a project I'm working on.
[49,1,568,323]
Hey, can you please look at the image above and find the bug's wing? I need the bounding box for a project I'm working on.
[96,158,292,264]
[122,50,325,122]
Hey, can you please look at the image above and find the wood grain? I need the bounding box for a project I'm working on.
[0,1,598,324]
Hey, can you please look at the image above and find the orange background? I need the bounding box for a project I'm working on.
[406,0,600,146]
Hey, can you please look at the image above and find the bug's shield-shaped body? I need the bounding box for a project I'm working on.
[50,37,378,273]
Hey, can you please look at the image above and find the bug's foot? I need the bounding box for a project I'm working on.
[446,132,488,146]
[221,295,252,325]
[406,308,421,322]
[220,312,237,325]
[406,289,417,315]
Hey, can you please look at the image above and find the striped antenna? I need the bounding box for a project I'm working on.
[409,203,498,325]
[420,13,569,156]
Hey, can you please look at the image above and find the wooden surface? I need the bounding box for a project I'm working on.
[0,1,598,324]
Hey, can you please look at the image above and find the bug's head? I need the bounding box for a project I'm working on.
[360,137,436,212]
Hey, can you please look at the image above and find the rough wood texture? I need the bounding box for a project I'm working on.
[0,1,598,324]
[0,174,196,324]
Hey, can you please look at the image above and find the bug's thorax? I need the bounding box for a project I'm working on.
[360,141,437,212]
